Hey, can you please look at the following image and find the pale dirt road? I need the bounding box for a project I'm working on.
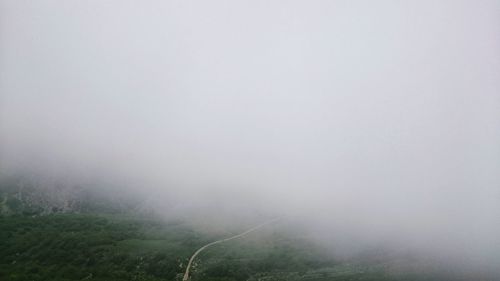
[182,218,279,281]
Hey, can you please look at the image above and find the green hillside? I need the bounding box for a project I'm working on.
[0,179,463,281]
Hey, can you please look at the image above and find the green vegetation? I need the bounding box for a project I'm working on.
[187,228,398,281]
[0,212,460,281]
[0,214,206,281]
[0,179,458,281]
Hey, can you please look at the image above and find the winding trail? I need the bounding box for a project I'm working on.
[182,218,279,281]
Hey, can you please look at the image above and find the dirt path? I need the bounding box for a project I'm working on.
[182,218,279,281]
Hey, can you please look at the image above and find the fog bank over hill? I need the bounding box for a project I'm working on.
[1,0,500,276]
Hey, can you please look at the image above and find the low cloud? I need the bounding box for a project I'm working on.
[1,0,499,276]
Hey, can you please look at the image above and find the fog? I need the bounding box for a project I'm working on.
[1,0,499,276]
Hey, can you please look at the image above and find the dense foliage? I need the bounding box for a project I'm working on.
[0,179,462,281]
[0,214,203,281]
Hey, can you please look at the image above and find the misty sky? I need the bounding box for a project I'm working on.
[1,0,500,273]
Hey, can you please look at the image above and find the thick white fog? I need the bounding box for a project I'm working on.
[1,0,499,275]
